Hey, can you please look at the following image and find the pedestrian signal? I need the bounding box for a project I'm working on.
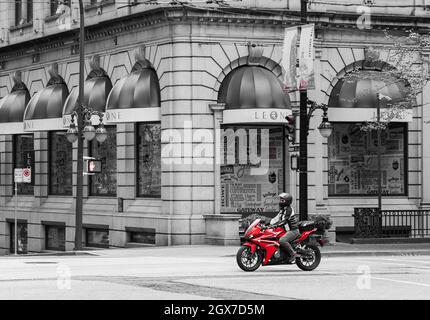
[285,114,296,144]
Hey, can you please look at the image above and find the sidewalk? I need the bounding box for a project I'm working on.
[320,242,430,257]
[3,242,430,258]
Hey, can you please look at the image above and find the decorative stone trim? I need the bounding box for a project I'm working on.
[9,22,33,33]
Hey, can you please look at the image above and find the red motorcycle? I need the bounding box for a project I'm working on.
[236,219,325,272]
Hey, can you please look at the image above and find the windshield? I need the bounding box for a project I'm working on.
[244,219,261,238]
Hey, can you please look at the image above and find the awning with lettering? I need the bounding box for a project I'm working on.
[62,72,112,127]
[328,70,413,122]
[105,59,160,123]
[0,83,30,134]
[23,78,69,131]
[218,65,292,124]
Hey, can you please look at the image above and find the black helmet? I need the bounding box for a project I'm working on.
[279,192,292,208]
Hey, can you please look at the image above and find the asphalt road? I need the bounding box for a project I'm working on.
[0,247,430,300]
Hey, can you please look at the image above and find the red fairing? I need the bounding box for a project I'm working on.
[298,228,317,242]
[242,242,257,254]
[249,227,286,265]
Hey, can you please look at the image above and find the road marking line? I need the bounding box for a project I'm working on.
[352,257,430,270]
[372,257,430,264]
[369,276,430,288]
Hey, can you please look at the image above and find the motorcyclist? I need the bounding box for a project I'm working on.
[267,193,300,263]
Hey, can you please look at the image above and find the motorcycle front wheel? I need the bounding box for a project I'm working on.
[236,245,263,272]
[296,244,321,271]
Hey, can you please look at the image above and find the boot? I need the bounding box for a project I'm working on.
[287,252,299,264]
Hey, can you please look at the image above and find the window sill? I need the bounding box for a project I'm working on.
[84,0,115,11]
[44,14,61,23]
[9,22,33,33]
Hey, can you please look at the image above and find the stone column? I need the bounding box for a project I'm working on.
[0,135,12,254]
[0,135,13,206]
[34,131,48,206]
[204,103,241,246]
[116,123,135,206]
[209,103,224,215]
[114,123,135,247]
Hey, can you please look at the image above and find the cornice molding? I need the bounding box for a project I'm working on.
[1,7,429,62]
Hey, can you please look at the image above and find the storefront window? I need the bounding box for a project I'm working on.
[45,225,66,251]
[220,126,284,214]
[13,134,34,195]
[49,131,73,195]
[86,228,109,248]
[89,126,117,196]
[10,222,28,254]
[328,122,407,196]
[137,123,161,197]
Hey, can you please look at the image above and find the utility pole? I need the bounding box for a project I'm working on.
[376,92,382,236]
[74,0,85,250]
[299,0,309,221]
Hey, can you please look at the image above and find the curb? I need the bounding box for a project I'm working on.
[225,250,430,258]
[2,251,98,258]
[322,250,430,257]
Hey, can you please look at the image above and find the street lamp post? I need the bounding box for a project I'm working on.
[74,0,85,251]
[299,0,310,221]
[290,100,333,219]
[376,92,382,215]
[69,1,107,250]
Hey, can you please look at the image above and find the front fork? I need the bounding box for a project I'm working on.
[242,241,258,254]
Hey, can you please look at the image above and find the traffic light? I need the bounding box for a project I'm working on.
[285,114,296,144]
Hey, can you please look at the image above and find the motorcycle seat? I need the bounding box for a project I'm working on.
[298,221,315,231]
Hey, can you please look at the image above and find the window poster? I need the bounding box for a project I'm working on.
[221,127,284,214]
[328,123,405,196]
[49,132,73,195]
[90,126,117,196]
[137,123,161,197]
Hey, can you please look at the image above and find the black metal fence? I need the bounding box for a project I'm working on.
[353,207,430,238]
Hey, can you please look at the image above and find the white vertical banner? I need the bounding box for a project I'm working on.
[298,23,315,90]
[281,27,299,93]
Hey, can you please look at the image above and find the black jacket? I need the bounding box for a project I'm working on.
[270,206,299,230]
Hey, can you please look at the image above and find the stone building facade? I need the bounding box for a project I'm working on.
[0,1,429,254]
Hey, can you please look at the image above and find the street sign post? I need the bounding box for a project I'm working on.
[13,168,31,255]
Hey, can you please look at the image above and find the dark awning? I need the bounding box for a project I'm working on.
[328,70,412,122]
[23,80,69,131]
[62,74,112,127]
[218,66,291,124]
[0,85,30,134]
[105,60,160,123]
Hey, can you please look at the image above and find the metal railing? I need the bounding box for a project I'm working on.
[353,208,430,238]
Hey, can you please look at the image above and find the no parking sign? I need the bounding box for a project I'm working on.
[14,168,31,183]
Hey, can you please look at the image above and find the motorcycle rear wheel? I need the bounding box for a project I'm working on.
[236,246,262,272]
[296,244,321,271]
